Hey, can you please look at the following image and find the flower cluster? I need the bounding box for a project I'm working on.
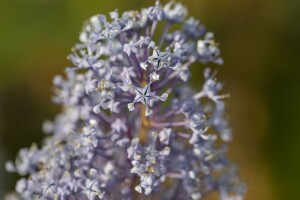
[6,1,245,199]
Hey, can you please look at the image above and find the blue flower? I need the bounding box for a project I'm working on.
[7,1,245,199]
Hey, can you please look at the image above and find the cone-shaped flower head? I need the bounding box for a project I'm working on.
[6,1,245,200]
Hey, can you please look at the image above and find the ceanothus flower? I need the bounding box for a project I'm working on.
[6,1,245,200]
[127,133,170,195]
[163,1,188,23]
[128,81,168,116]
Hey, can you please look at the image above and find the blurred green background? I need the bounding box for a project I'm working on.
[0,0,299,199]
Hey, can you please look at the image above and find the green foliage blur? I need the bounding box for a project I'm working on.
[0,0,299,199]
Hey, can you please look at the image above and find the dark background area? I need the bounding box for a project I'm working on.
[0,0,299,199]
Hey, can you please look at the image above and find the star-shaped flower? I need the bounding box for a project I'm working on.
[128,83,168,116]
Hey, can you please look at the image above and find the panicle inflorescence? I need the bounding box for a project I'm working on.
[6,1,245,199]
